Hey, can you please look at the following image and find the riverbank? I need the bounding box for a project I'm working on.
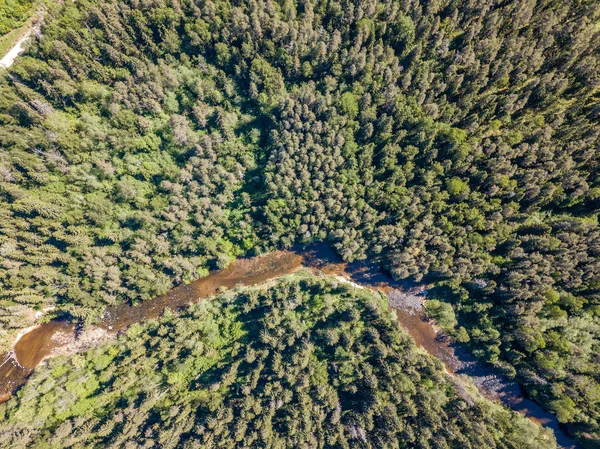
[0,246,580,448]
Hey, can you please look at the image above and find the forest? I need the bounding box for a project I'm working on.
[0,0,599,446]
[0,0,34,36]
[0,276,558,448]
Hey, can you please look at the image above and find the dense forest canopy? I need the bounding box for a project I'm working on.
[0,276,558,448]
[0,0,599,445]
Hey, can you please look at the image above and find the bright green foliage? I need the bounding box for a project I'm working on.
[0,0,599,444]
[424,299,458,330]
[446,177,470,197]
[0,276,557,449]
[0,0,33,36]
[0,0,256,341]
[339,92,359,119]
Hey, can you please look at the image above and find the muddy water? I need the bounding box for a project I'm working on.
[302,245,578,449]
[99,251,303,333]
[0,245,578,448]
[0,321,75,403]
[0,251,303,402]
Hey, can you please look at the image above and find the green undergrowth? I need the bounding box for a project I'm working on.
[0,274,557,449]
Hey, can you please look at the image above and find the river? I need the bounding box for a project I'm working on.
[0,244,579,448]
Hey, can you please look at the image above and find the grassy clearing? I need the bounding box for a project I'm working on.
[0,0,38,63]
[0,20,30,60]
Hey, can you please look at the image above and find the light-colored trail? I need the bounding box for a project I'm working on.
[0,18,42,69]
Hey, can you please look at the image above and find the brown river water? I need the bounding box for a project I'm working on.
[0,244,578,448]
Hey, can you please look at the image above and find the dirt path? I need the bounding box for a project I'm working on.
[0,14,42,69]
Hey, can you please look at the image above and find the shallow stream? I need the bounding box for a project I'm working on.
[0,245,578,448]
